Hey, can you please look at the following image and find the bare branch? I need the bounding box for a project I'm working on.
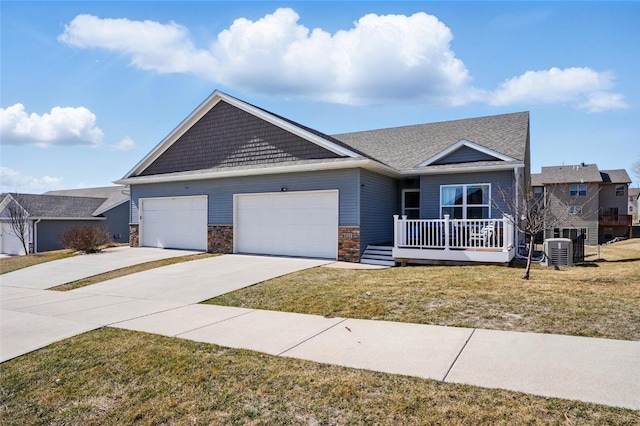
[5,193,31,255]
[632,158,640,181]
[492,181,599,279]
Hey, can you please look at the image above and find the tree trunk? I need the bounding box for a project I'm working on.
[522,237,534,280]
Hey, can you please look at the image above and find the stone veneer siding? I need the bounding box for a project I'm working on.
[338,226,360,263]
[135,223,358,261]
[208,225,233,253]
[129,224,139,247]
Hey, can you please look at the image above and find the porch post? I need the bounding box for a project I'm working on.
[444,214,450,251]
[393,215,399,248]
[503,214,514,251]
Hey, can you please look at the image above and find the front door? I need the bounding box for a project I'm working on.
[402,189,420,219]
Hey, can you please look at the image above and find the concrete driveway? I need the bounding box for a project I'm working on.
[70,254,329,304]
[2,253,638,410]
[0,246,202,290]
[0,254,330,362]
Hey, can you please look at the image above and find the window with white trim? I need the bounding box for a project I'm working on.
[533,187,543,198]
[569,184,587,196]
[554,228,587,240]
[568,205,582,215]
[440,184,490,219]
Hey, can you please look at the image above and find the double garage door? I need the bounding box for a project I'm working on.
[139,191,338,259]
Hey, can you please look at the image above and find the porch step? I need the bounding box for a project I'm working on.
[361,245,395,267]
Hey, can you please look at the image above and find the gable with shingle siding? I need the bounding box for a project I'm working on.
[431,145,500,165]
[140,101,343,176]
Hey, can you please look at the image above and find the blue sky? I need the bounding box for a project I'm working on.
[1,1,639,192]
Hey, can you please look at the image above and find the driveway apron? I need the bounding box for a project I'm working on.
[0,254,330,362]
[0,246,202,290]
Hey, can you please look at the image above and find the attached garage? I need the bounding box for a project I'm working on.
[1,222,29,255]
[234,190,338,259]
[139,196,207,251]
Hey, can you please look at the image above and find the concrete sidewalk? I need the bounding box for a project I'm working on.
[1,254,638,410]
[114,305,640,411]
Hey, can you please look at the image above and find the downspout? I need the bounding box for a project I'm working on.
[33,219,41,254]
[514,166,522,247]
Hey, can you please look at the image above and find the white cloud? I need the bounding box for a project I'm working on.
[58,10,627,111]
[0,167,64,193]
[489,67,627,112]
[114,136,136,150]
[59,9,474,105]
[580,92,628,113]
[0,104,104,147]
[59,14,217,77]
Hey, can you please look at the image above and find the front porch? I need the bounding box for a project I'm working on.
[392,215,516,265]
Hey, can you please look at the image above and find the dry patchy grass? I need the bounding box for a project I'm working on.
[0,250,73,274]
[207,240,640,341]
[51,253,218,291]
[1,328,637,425]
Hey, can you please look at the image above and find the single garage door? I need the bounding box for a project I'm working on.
[1,222,28,255]
[139,196,207,251]
[235,190,338,259]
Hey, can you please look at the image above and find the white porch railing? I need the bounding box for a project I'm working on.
[393,214,515,252]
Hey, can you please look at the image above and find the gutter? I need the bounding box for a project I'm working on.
[114,159,399,185]
[399,162,525,176]
[29,217,105,221]
[33,219,41,254]
[115,159,526,186]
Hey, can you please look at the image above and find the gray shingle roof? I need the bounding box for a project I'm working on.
[332,111,529,170]
[1,193,106,218]
[539,163,602,184]
[599,169,631,184]
[530,173,543,187]
[44,186,129,215]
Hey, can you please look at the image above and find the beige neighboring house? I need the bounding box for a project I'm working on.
[629,188,640,224]
[531,163,632,246]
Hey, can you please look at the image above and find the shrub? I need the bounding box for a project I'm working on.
[60,225,112,254]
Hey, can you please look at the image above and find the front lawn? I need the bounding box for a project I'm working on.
[205,239,640,341]
[1,328,637,425]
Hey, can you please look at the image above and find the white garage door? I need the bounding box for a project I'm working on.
[1,222,28,255]
[139,196,207,251]
[235,190,338,259]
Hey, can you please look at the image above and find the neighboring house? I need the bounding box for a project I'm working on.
[629,188,640,224]
[115,91,530,265]
[531,164,632,245]
[0,186,129,255]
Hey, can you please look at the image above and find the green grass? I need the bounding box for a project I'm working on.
[1,328,637,425]
[0,250,74,274]
[205,239,640,341]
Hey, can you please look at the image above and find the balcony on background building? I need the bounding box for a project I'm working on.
[598,214,632,227]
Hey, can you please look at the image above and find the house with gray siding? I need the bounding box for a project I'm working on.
[0,187,129,255]
[531,164,632,245]
[116,91,530,265]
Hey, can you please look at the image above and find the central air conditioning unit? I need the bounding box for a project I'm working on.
[542,238,574,267]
